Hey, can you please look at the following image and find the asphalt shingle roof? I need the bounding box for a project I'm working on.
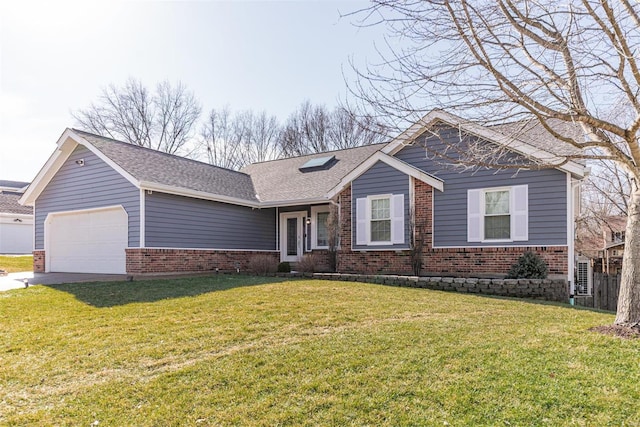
[0,192,32,215]
[241,144,385,203]
[73,130,258,202]
[490,118,583,157]
[70,116,582,206]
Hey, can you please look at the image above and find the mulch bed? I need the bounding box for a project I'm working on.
[590,324,640,339]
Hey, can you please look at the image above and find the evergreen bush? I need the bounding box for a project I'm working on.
[506,251,548,279]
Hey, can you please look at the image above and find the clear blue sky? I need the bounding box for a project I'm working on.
[0,1,386,182]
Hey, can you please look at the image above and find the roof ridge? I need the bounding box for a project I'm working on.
[244,142,387,167]
[71,128,252,178]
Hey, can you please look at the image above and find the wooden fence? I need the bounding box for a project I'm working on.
[575,273,620,312]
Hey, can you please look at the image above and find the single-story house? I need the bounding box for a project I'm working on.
[0,180,33,254]
[20,110,587,282]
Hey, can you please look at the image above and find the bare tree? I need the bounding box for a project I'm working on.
[280,101,332,156]
[74,78,201,155]
[350,1,640,327]
[583,160,631,219]
[200,107,281,170]
[243,111,282,165]
[200,107,244,170]
[280,101,387,156]
[329,106,388,149]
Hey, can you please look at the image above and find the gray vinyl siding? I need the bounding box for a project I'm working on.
[394,126,568,247]
[145,191,276,250]
[34,146,140,249]
[352,160,410,250]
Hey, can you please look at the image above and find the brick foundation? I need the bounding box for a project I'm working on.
[336,181,569,278]
[33,250,45,273]
[300,250,332,272]
[126,248,279,274]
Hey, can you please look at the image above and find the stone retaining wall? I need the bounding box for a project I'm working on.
[311,272,568,302]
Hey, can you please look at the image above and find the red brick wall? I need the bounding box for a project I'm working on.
[303,249,332,272]
[422,246,568,277]
[336,180,569,277]
[338,184,352,250]
[33,250,45,273]
[338,249,413,274]
[126,249,279,274]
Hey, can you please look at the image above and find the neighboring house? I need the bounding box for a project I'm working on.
[20,110,587,284]
[576,215,627,275]
[0,180,34,254]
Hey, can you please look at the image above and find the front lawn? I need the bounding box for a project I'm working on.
[1,276,638,425]
[0,254,32,273]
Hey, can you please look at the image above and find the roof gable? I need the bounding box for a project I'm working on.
[74,130,258,204]
[326,151,444,199]
[21,129,259,207]
[382,110,587,178]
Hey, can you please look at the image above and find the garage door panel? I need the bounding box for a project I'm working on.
[48,207,127,274]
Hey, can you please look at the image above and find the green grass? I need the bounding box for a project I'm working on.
[1,276,638,426]
[0,254,32,273]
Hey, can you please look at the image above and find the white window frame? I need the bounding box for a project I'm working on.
[355,193,405,247]
[483,187,512,242]
[310,205,330,250]
[468,185,528,243]
[368,195,392,245]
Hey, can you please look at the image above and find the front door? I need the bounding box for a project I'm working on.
[280,211,305,262]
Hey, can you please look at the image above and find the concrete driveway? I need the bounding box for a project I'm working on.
[0,271,128,291]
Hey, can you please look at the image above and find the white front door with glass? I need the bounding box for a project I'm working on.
[280,211,306,262]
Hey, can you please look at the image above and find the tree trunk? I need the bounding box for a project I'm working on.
[615,188,640,326]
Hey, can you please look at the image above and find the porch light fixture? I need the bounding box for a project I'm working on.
[75,159,85,166]
[306,217,311,225]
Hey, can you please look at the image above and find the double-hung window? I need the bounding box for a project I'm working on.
[484,189,510,240]
[370,197,391,242]
[468,185,528,243]
[355,194,405,246]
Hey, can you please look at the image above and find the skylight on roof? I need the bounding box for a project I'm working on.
[300,155,335,171]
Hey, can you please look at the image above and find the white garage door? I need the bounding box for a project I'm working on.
[0,218,34,254]
[47,206,128,274]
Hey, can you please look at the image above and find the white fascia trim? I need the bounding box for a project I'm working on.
[20,128,141,206]
[326,151,444,200]
[140,182,261,208]
[382,110,586,178]
[19,129,77,206]
[0,186,26,192]
[259,198,330,208]
[141,183,333,209]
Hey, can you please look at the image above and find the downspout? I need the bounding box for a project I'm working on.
[275,206,279,253]
[568,175,582,306]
